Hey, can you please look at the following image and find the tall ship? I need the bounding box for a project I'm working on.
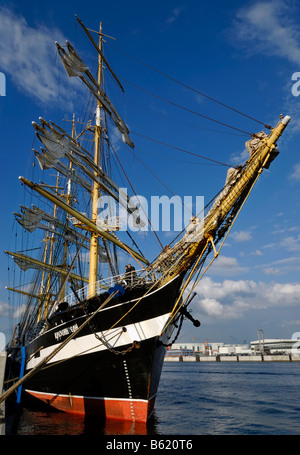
[2,17,290,424]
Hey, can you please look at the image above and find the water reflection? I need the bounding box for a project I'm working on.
[16,407,159,435]
[11,363,300,435]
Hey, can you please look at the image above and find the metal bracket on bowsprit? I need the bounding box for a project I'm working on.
[179,305,201,328]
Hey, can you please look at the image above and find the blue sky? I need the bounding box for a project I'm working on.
[0,0,300,345]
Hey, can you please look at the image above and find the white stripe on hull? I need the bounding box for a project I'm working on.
[26,312,171,370]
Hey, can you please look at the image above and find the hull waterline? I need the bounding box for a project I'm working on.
[20,276,183,422]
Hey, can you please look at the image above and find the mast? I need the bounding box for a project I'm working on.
[89,22,103,298]
[61,113,75,299]
[13,17,150,313]
[38,173,61,321]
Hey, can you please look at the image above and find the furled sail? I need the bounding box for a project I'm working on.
[33,120,144,229]
[56,41,135,149]
[150,116,291,281]
[18,176,149,266]
[34,148,92,191]
[13,257,41,272]
[245,132,279,169]
[4,250,89,283]
[14,206,108,262]
[56,43,89,77]
[245,132,267,157]
[15,206,44,233]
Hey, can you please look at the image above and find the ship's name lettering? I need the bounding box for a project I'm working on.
[54,324,79,341]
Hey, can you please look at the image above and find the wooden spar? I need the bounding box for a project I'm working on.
[50,232,89,318]
[5,287,41,300]
[89,23,102,298]
[159,115,291,282]
[61,114,76,300]
[4,250,89,283]
[204,115,291,231]
[75,15,125,93]
[18,177,149,266]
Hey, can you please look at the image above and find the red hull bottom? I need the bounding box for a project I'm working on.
[25,389,156,423]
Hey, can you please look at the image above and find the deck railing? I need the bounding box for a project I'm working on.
[59,268,160,307]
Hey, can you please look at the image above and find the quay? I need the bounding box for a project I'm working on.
[0,351,7,435]
[165,354,300,362]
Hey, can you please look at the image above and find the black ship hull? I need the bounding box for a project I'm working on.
[21,275,183,422]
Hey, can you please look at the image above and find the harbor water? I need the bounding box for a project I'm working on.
[13,361,300,435]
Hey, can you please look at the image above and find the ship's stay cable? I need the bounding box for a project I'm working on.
[109,127,196,216]
[109,141,164,249]
[121,77,254,137]
[111,127,230,226]
[124,142,195,217]
[107,41,272,130]
[132,131,234,168]
[0,292,118,407]
[166,185,226,250]
[161,170,262,336]
[125,230,145,259]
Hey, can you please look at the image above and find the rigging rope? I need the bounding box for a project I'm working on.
[123,141,195,217]
[121,77,255,137]
[109,141,164,250]
[160,170,262,336]
[107,41,272,130]
[0,292,117,406]
[132,131,234,168]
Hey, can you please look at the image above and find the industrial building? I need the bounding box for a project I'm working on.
[168,338,297,357]
[168,342,251,356]
[250,339,298,355]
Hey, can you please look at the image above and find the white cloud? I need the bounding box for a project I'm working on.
[200,298,224,317]
[264,231,300,253]
[194,277,257,301]
[290,162,300,181]
[281,234,300,251]
[276,234,300,252]
[232,1,300,65]
[230,1,300,138]
[230,148,249,165]
[269,282,300,304]
[0,301,10,317]
[166,7,186,25]
[263,267,281,275]
[252,249,263,256]
[230,230,252,242]
[188,276,300,323]
[209,255,248,276]
[12,304,27,321]
[257,256,300,275]
[0,7,82,107]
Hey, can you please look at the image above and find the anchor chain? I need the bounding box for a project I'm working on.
[83,305,140,356]
[160,313,184,348]
[93,328,140,356]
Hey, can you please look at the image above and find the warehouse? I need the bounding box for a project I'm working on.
[250,339,298,355]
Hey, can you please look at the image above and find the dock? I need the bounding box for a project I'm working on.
[165,354,300,362]
[0,351,7,435]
